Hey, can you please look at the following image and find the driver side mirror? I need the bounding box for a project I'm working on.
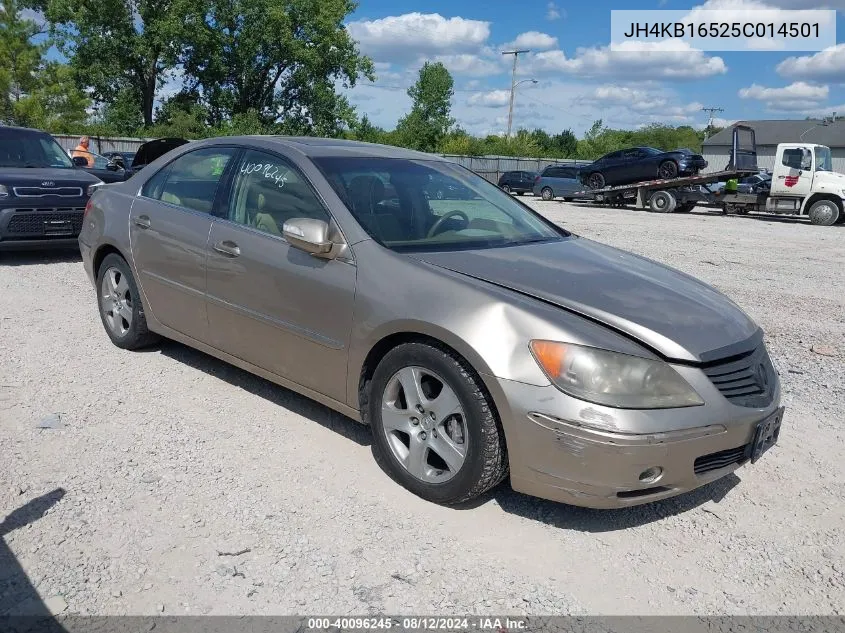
[283,218,336,258]
[72,156,88,167]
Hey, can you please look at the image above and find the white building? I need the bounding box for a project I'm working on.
[701,119,845,174]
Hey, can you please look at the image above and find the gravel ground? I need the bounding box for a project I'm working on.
[1,201,843,617]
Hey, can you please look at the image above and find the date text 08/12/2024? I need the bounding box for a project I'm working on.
[306,617,528,631]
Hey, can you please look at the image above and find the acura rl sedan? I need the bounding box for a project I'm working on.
[79,136,783,509]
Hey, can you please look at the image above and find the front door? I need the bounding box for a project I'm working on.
[771,147,813,198]
[205,148,357,404]
[129,146,237,342]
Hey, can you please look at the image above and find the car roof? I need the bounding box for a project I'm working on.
[198,135,443,161]
[0,125,51,137]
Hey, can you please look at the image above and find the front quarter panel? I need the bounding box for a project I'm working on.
[345,240,659,410]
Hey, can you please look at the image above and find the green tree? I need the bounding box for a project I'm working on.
[352,114,384,143]
[439,127,484,155]
[550,129,577,157]
[0,0,45,123]
[13,62,90,131]
[34,0,187,126]
[93,87,144,136]
[395,61,455,152]
[176,0,373,134]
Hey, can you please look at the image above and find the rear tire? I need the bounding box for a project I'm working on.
[648,190,677,213]
[96,253,159,350]
[368,342,508,505]
[541,187,554,201]
[563,197,574,202]
[808,199,841,226]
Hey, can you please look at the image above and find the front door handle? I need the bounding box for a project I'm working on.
[134,215,151,229]
[213,240,240,257]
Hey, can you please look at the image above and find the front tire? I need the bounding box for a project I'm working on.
[368,342,508,505]
[808,199,841,226]
[588,172,605,189]
[96,253,159,350]
[540,187,554,201]
[501,185,511,194]
[658,161,679,180]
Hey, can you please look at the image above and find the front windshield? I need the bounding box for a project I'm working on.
[313,157,566,252]
[815,146,832,172]
[0,133,74,169]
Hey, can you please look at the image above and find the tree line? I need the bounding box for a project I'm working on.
[0,0,719,159]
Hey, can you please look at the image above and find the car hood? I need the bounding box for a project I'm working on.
[133,137,189,167]
[0,167,101,186]
[410,237,760,363]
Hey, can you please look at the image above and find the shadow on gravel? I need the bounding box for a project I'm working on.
[0,249,81,266]
[158,341,372,446]
[461,473,741,532]
[1,487,69,628]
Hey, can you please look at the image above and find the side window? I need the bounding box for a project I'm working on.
[559,168,576,179]
[781,148,803,169]
[142,147,235,213]
[228,149,329,238]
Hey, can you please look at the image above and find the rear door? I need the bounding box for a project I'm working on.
[129,146,238,342]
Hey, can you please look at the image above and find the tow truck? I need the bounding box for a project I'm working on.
[572,124,845,226]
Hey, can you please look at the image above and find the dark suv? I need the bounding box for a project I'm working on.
[497,170,536,195]
[0,126,102,250]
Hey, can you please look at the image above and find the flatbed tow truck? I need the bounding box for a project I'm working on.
[571,124,845,226]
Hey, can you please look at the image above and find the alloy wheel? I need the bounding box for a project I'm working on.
[380,366,468,483]
[100,267,133,336]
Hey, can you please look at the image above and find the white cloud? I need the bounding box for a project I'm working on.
[505,31,559,51]
[528,40,726,80]
[739,81,830,111]
[777,44,845,84]
[546,2,564,20]
[467,90,511,108]
[347,13,490,62]
[373,62,392,72]
[432,54,502,77]
[580,86,704,122]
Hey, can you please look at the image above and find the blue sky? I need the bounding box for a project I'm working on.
[342,0,845,136]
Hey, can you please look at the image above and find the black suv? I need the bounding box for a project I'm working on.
[497,171,536,195]
[0,126,102,250]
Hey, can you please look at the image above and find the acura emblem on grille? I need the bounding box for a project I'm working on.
[41,181,55,187]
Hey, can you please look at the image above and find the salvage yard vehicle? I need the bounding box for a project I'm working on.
[497,170,536,195]
[79,136,783,509]
[534,163,594,201]
[578,146,708,189]
[576,125,845,225]
[0,125,102,250]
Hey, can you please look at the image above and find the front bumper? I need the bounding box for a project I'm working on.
[0,202,87,250]
[487,368,781,509]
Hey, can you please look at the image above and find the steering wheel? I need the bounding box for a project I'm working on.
[427,210,469,238]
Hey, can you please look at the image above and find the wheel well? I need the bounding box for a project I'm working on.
[802,193,843,216]
[357,332,495,425]
[93,244,125,277]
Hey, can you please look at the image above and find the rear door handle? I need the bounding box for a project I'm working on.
[213,240,240,257]
[134,215,151,229]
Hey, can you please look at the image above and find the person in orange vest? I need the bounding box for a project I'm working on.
[71,136,95,168]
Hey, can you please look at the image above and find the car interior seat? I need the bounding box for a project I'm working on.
[348,175,407,242]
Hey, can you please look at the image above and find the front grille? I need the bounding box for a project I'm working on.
[5,208,84,236]
[12,186,83,198]
[694,445,747,475]
[702,345,776,408]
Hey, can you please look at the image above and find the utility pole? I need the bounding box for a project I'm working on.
[701,107,724,139]
[502,49,530,139]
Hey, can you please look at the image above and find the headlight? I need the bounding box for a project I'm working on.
[0,184,8,198]
[529,340,704,409]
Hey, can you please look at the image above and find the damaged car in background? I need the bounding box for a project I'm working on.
[79,136,782,509]
[579,146,708,189]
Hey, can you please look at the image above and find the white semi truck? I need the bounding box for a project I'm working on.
[576,125,845,226]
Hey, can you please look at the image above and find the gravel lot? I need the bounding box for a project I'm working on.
[1,201,844,617]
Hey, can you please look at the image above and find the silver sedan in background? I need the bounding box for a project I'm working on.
[78,136,783,509]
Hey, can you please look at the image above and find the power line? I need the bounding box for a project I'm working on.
[701,106,724,138]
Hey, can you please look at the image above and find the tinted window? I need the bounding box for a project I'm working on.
[544,167,565,178]
[0,131,74,169]
[781,148,804,169]
[227,149,328,237]
[559,168,577,179]
[141,147,235,213]
[314,157,564,252]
